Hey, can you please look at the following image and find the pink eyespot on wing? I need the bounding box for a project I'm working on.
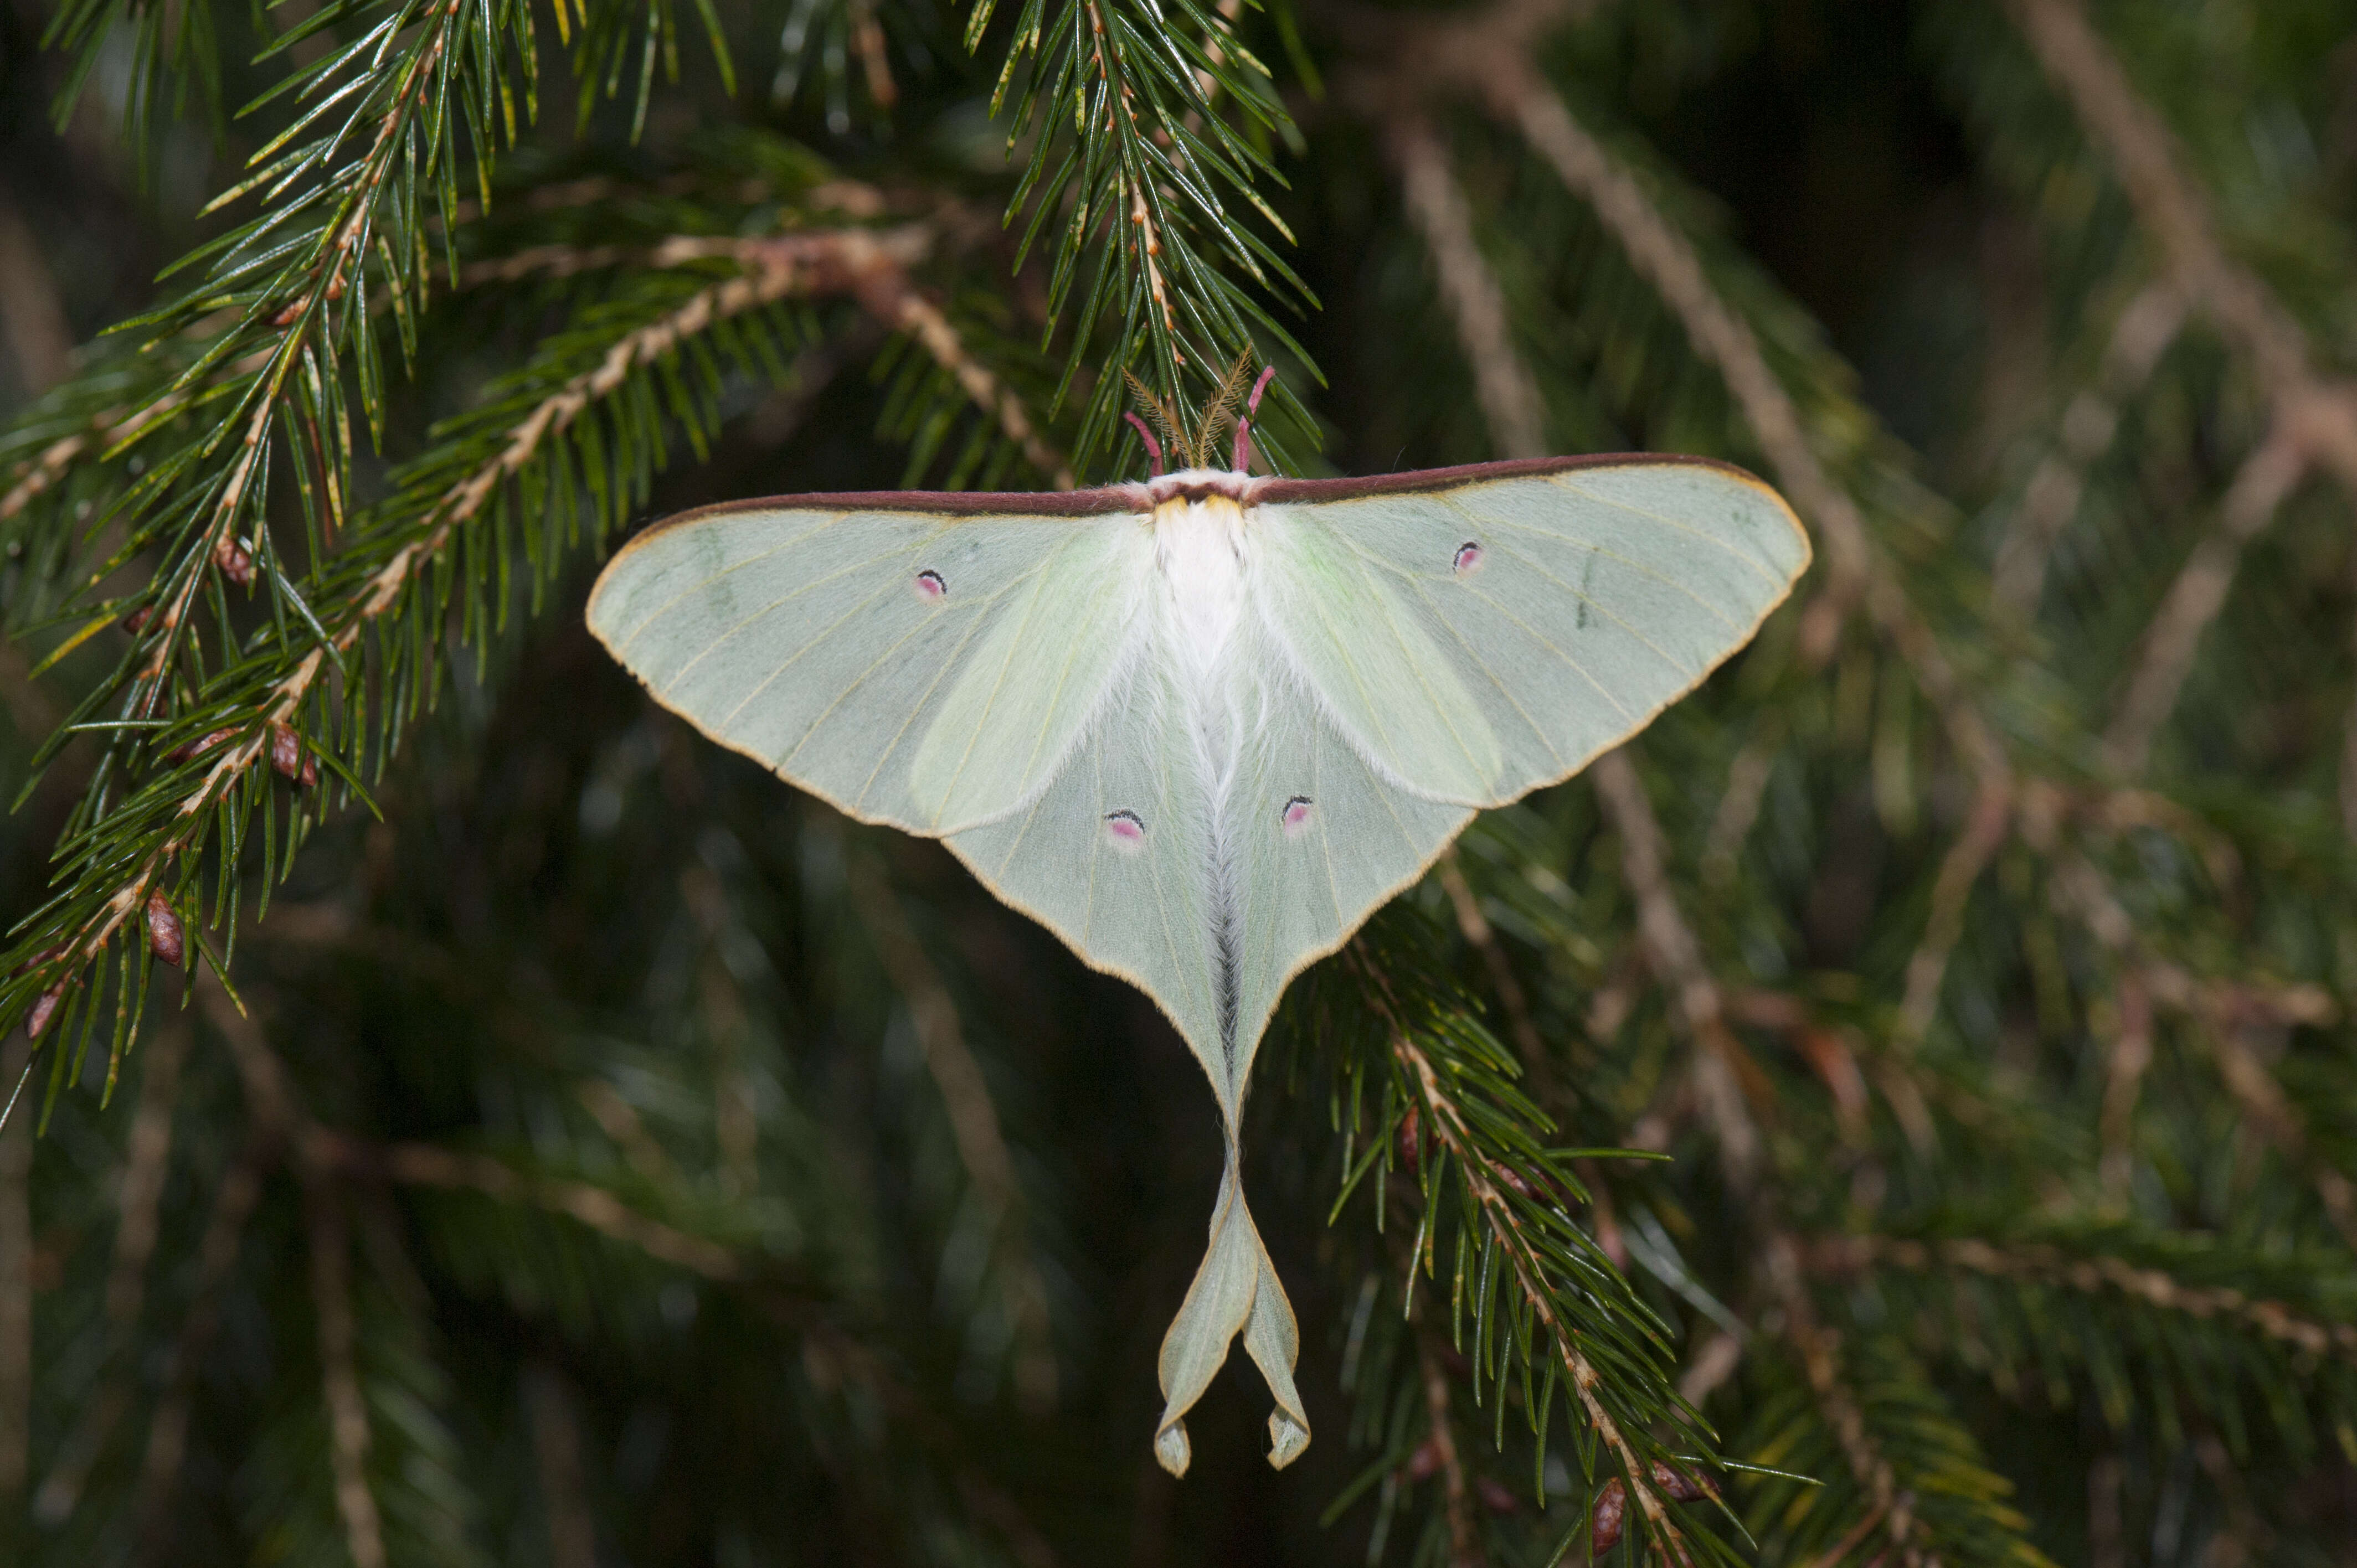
[1104,809,1146,850]
[1280,796,1313,836]
[1452,542,1484,577]
[914,569,946,601]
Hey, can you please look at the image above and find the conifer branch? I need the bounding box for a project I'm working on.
[986,0,1309,456]
[0,224,954,1082]
[1385,1016,1689,1560]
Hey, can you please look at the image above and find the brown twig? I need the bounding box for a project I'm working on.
[1700,722,1782,890]
[0,197,74,396]
[2101,429,2309,775]
[2344,544,2357,837]
[2005,0,2350,438]
[1419,1337,1484,1568]
[2094,973,2154,1211]
[1434,849,1550,1085]
[0,1035,29,1504]
[33,1019,189,1524]
[1990,280,2188,611]
[1810,1233,2357,1360]
[1387,114,1547,461]
[320,1134,744,1280]
[843,845,1058,1411]
[307,1185,387,1568]
[1591,756,1929,1560]
[1588,751,1760,1182]
[132,1141,269,1556]
[1764,1237,1922,1564]
[523,1363,600,1568]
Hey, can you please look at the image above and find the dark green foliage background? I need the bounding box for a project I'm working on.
[2,0,2355,1564]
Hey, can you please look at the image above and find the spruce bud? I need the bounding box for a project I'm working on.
[216,537,255,587]
[146,894,184,967]
[269,723,309,785]
[1590,1478,1626,1554]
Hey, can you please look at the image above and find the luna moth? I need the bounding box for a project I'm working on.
[585,370,1808,1476]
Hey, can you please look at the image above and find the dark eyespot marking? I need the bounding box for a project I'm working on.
[914,569,946,601]
[1453,542,1483,576]
[1280,796,1312,835]
[1105,809,1146,848]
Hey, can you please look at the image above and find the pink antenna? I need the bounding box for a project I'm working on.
[1123,412,1165,477]
[1232,366,1279,473]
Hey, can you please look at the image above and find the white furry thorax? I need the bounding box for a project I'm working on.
[1147,486,1254,681]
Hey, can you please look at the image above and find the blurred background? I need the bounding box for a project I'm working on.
[3,0,2357,1564]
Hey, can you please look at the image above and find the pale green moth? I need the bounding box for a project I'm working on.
[585,373,1809,1476]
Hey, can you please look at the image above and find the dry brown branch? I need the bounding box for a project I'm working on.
[1700,723,1782,889]
[524,1363,600,1568]
[843,846,1057,1410]
[307,1187,387,1568]
[328,1134,745,1280]
[1588,751,1761,1182]
[1812,1232,2357,1360]
[1418,1338,1483,1568]
[132,1142,267,1553]
[1991,281,2188,611]
[0,198,74,396]
[33,1019,189,1525]
[2008,0,2357,498]
[2095,973,2153,1210]
[2148,972,2357,1250]
[1482,66,2019,1022]
[0,1035,28,1503]
[577,1077,681,1184]
[2048,851,2351,1236]
[2101,429,2308,775]
[1591,756,1928,1559]
[1896,777,2014,1046]
[1387,115,1547,461]
[1487,78,1865,616]
[1434,849,1549,1083]
[2344,546,2357,837]
[1675,1330,1743,1407]
[2087,1454,2125,1568]
[1478,68,2011,808]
